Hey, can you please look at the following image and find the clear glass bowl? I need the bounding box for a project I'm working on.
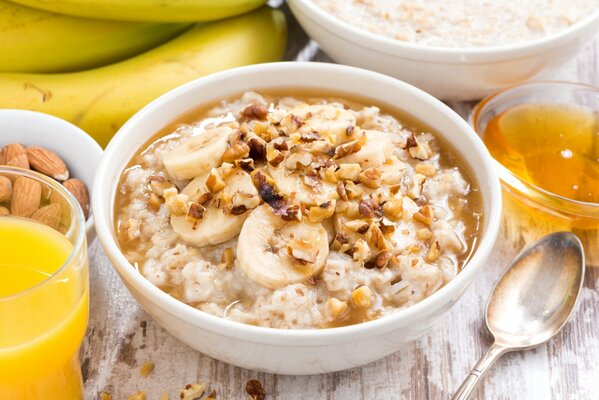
[470,81,599,266]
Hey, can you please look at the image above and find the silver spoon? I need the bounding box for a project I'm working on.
[452,232,585,400]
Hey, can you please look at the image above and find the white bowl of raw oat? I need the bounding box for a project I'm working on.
[288,0,599,100]
[93,62,501,374]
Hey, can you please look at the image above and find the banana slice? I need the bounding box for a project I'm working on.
[163,126,232,180]
[268,165,338,206]
[237,204,330,289]
[336,129,393,168]
[290,104,356,144]
[171,168,259,246]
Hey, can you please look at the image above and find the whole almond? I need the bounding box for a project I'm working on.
[63,178,89,218]
[0,206,9,216]
[4,144,29,170]
[27,146,69,181]
[11,176,41,217]
[0,176,11,202]
[31,203,61,230]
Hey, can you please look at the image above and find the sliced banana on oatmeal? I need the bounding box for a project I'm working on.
[171,168,260,246]
[163,126,232,180]
[237,204,330,289]
[268,165,338,206]
[335,129,393,168]
[290,104,356,144]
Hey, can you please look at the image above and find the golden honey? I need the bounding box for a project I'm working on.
[483,103,599,204]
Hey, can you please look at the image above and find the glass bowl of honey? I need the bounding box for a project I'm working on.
[471,81,598,266]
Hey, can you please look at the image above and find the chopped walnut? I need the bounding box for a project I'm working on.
[241,104,268,120]
[344,181,363,199]
[266,145,284,167]
[206,169,226,193]
[187,202,205,220]
[336,181,348,200]
[407,173,426,199]
[427,240,441,261]
[332,232,351,253]
[222,142,250,163]
[407,135,433,160]
[164,187,189,216]
[366,223,388,250]
[230,191,260,214]
[100,392,112,400]
[413,205,433,226]
[247,135,267,160]
[359,167,382,189]
[336,163,361,181]
[285,151,313,170]
[344,219,370,234]
[308,200,336,223]
[358,198,380,218]
[374,251,392,268]
[148,193,162,211]
[415,162,437,177]
[327,297,349,319]
[321,163,338,183]
[379,219,395,236]
[180,383,205,400]
[149,175,174,197]
[352,238,371,262]
[288,238,319,264]
[333,139,362,158]
[351,286,372,309]
[234,158,255,173]
[246,380,266,400]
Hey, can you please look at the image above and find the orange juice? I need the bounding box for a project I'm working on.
[0,217,89,400]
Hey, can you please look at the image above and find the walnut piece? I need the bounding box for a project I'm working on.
[287,238,319,264]
[327,298,349,319]
[246,379,266,400]
[164,188,189,216]
[180,383,206,400]
[351,286,372,309]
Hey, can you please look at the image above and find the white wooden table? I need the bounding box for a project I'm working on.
[82,7,599,399]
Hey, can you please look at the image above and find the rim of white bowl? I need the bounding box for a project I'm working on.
[0,109,102,239]
[93,62,502,345]
[289,0,599,63]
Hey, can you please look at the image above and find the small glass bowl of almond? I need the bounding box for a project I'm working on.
[0,109,103,240]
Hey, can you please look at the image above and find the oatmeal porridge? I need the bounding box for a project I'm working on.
[115,91,482,329]
[312,0,599,48]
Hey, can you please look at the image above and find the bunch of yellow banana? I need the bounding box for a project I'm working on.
[0,1,286,147]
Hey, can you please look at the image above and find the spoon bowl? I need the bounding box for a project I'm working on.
[487,232,585,348]
[453,232,585,400]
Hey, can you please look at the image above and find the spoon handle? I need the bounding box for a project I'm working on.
[451,342,507,400]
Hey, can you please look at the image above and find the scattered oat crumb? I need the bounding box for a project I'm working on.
[206,389,217,399]
[180,383,206,400]
[139,361,154,378]
[99,392,112,400]
[160,391,169,400]
[127,391,147,400]
[246,379,266,400]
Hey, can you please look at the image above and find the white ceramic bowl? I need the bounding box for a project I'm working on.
[288,0,599,101]
[93,62,502,374]
[0,110,102,242]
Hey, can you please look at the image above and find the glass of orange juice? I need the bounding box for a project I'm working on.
[0,166,88,400]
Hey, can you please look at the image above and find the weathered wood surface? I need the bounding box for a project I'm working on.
[82,9,599,400]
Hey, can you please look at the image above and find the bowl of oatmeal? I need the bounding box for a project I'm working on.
[93,62,501,374]
[288,0,599,100]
